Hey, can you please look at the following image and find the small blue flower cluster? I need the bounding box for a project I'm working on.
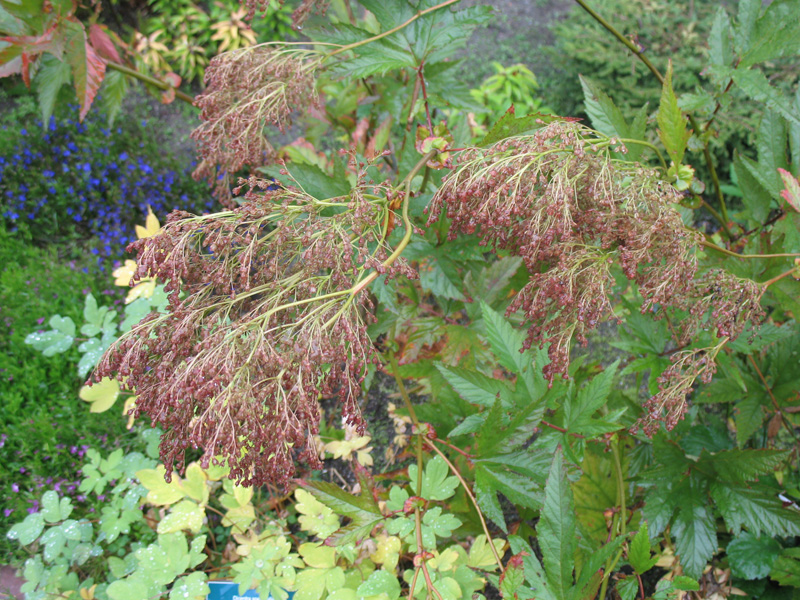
[0,103,217,262]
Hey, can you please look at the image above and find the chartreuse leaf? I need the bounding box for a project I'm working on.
[726,532,781,580]
[79,377,120,413]
[136,465,186,506]
[629,522,658,574]
[538,449,576,600]
[657,61,690,166]
[295,489,340,540]
[169,572,209,600]
[41,490,72,523]
[157,500,205,534]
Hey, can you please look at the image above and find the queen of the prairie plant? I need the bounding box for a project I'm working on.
[95,170,414,487]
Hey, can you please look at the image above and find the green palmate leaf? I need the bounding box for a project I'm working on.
[500,553,526,599]
[436,364,508,407]
[7,512,45,546]
[573,535,625,600]
[409,455,459,501]
[474,460,543,532]
[63,19,105,120]
[562,361,620,435]
[538,449,577,600]
[727,532,782,580]
[34,53,71,123]
[629,522,659,574]
[672,490,718,579]
[463,256,523,312]
[657,61,690,166]
[299,479,382,545]
[169,572,209,600]
[711,482,800,537]
[731,68,800,128]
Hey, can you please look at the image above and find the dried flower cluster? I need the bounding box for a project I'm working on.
[428,121,766,433]
[192,45,321,203]
[240,0,329,28]
[428,121,700,380]
[95,171,413,488]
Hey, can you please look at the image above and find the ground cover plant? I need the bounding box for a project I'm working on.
[4,1,800,600]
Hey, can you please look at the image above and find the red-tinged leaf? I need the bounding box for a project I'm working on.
[159,71,181,104]
[20,51,30,87]
[1,24,63,59]
[779,168,800,212]
[160,87,175,104]
[88,24,120,63]
[64,20,105,121]
[164,71,181,87]
[0,45,23,78]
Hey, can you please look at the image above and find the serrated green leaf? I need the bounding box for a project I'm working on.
[733,152,773,222]
[706,449,788,482]
[709,8,733,67]
[711,481,800,537]
[169,572,209,600]
[157,500,205,534]
[734,396,765,447]
[731,68,800,128]
[629,522,658,574]
[34,53,71,123]
[538,449,576,600]
[579,77,642,161]
[99,67,128,126]
[735,0,760,53]
[657,61,690,166]
[672,491,718,579]
[419,255,466,301]
[436,364,508,406]
[284,162,351,201]
[770,548,800,587]
[508,535,556,600]
[481,301,527,373]
[726,532,782,580]
[300,479,382,545]
[479,108,569,147]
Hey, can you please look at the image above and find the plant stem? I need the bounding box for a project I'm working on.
[598,436,627,600]
[425,440,504,570]
[106,61,195,105]
[762,267,799,289]
[701,239,800,260]
[616,138,666,169]
[327,0,461,57]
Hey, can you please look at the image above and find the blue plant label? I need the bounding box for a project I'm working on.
[206,581,261,600]
[207,582,295,600]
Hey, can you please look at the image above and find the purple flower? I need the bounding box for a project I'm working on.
[11,483,19,493]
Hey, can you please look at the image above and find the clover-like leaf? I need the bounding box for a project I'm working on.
[157,500,205,534]
[409,455,459,501]
[79,377,120,413]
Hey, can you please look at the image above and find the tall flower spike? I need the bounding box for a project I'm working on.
[428,121,700,380]
[95,172,414,488]
[192,45,321,204]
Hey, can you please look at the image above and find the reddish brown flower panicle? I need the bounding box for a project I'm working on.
[96,175,412,488]
[191,45,320,205]
[428,122,699,380]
